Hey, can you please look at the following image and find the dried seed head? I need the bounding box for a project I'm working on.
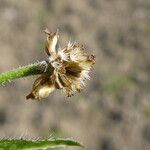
[27,29,95,100]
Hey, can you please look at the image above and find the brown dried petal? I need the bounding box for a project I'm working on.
[44,29,59,56]
[26,75,55,100]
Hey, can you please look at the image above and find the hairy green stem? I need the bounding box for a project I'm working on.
[0,61,48,85]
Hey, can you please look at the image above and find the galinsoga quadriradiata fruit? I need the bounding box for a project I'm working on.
[26,29,95,100]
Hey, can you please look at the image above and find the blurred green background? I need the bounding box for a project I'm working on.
[0,0,150,150]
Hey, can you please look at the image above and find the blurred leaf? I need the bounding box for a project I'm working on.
[144,103,150,118]
[104,74,134,96]
[0,138,83,150]
[144,26,150,35]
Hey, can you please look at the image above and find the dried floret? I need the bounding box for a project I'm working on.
[26,29,95,100]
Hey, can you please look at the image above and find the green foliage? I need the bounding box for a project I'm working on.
[144,103,150,118]
[144,0,150,10]
[144,26,150,35]
[0,138,83,150]
[104,74,134,96]
[144,108,150,118]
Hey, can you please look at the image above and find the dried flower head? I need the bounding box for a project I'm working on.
[26,29,95,100]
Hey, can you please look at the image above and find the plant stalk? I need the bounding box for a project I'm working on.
[0,61,48,85]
